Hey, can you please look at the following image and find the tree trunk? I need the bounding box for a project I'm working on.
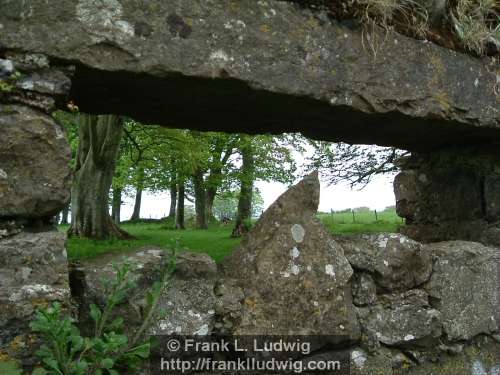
[206,187,217,222]
[60,204,70,225]
[69,114,132,240]
[111,188,122,224]
[232,140,254,237]
[168,182,177,218]
[193,169,208,229]
[130,187,142,221]
[175,183,185,230]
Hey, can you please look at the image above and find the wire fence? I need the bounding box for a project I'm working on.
[318,209,403,225]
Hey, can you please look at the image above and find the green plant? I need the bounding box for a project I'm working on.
[0,79,14,92]
[30,253,176,375]
[0,71,22,92]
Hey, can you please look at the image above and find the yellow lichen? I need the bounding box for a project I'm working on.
[0,350,15,363]
[243,298,257,309]
[31,299,50,310]
[260,24,270,33]
[434,91,451,112]
[8,336,26,352]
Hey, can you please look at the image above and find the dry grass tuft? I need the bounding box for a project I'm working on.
[289,0,500,56]
[452,0,500,55]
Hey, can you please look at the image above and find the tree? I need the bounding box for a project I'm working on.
[213,188,264,220]
[68,114,132,239]
[232,136,255,237]
[231,133,299,236]
[130,167,144,221]
[185,131,239,229]
[111,188,122,224]
[176,182,186,230]
[168,182,177,219]
[113,121,191,224]
[306,142,408,187]
[192,167,208,229]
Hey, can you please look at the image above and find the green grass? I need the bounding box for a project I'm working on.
[318,209,403,235]
[62,223,240,263]
[63,209,402,262]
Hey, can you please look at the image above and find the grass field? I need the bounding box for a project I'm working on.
[318,209,402,235]
[63,209,402,262]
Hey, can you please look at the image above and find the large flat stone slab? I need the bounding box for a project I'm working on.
[0,0,498,150]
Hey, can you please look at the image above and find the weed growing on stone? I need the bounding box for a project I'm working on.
[29,253,176,375]
[452,0,500,54]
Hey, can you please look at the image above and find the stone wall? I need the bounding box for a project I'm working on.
[72,173,500,374]
[394,150,500,246]
[0,52,73,368]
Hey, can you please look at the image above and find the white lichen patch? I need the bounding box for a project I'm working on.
[224,19,246,31]
[18,80,34,91]
[76,0,134,43]
[291,224,305,243]
[290,247,300,258]
[376,234,389,248]
[54,123,65,140]
[0,168,8,179]
[194,323,209,335]
[209,50,234,70]
[325,264,335,277]
[187,310,202,319]
[290,264,300,276]
[158,320,171,331]
[351,349,367,369]
[264,8,277,18]
[9,284,67,302]
[0,59,14,74]
[471,360,487,375]
[404,334,415,341]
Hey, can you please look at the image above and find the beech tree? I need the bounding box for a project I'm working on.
[187,131,238,229]
[232,136,255,236]
[69,114,132,239]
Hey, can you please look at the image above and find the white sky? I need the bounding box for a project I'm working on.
[120,172,396,220]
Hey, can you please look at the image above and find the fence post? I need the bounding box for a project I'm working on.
[374,209,378,222]
[352,209,355,223]
[330,208,334,224]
